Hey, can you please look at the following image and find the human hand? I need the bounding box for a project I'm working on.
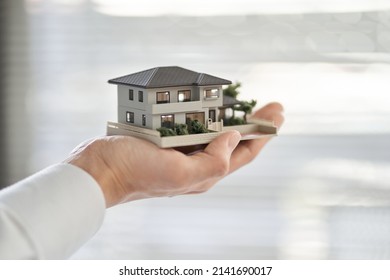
[64,102,284,208]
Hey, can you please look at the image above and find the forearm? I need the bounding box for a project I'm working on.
[0,164,105,259]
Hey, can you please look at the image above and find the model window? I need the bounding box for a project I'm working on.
[161,114,174,129]
[156,91,170,104]
[142,114,146,126]
[186,112,205,125]
[138,91,144,102]
[129,89,134,100]
[178,90,191,102]
[126,111,134,123]
[204,88,219,99]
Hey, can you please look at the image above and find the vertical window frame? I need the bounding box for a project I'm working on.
[178,90,191,102]
[204,88,219,99]
[156,91,170,104]
[126,111,134,123]
[129,89,134,101]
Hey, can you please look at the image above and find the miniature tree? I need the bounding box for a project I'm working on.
[223,82,241,99]
[225,116,245,126]
[223,82,241,119]
[223,82,257,125]
[236,99,257,122]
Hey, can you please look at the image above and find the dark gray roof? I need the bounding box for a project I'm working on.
[222,95,242,107]
[108,66,232,88]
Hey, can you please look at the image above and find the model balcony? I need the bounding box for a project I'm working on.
[148,100,202,114]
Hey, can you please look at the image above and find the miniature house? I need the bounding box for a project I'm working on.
[108,66,232,130]
[107,66,277,148]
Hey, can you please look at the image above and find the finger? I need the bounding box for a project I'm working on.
[251,102,284,123]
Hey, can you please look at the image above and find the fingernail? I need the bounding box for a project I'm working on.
[228,131,241,150]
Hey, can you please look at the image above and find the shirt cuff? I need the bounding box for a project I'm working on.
[0,163,106,259]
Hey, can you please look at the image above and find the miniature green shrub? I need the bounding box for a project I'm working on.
[174,123,189,135]
[158,121,208,137]
[157,127,177,137]
[225,117,245,126]
[188,120,208,134]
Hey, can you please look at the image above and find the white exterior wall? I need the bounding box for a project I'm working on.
[118,106,152,128]
[117,84,224,130]
[199,86,223,122]
[199,85,223,108]
[117,85,148,110]
[151,115,160,129]
[117,85,148,125]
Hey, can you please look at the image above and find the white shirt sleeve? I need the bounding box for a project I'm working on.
[0,164,106,259]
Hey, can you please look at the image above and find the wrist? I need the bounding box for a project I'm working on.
[64,140,118,208]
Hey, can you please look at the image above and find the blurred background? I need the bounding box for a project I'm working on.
[1,0,390,259]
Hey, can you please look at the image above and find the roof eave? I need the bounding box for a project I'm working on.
[197,81,232,86]
[108,81,232,88]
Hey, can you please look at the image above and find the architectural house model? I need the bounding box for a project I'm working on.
[106,66,277,148]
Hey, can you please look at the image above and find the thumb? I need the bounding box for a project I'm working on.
[204,130,241,161]
[189,130,241,180]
